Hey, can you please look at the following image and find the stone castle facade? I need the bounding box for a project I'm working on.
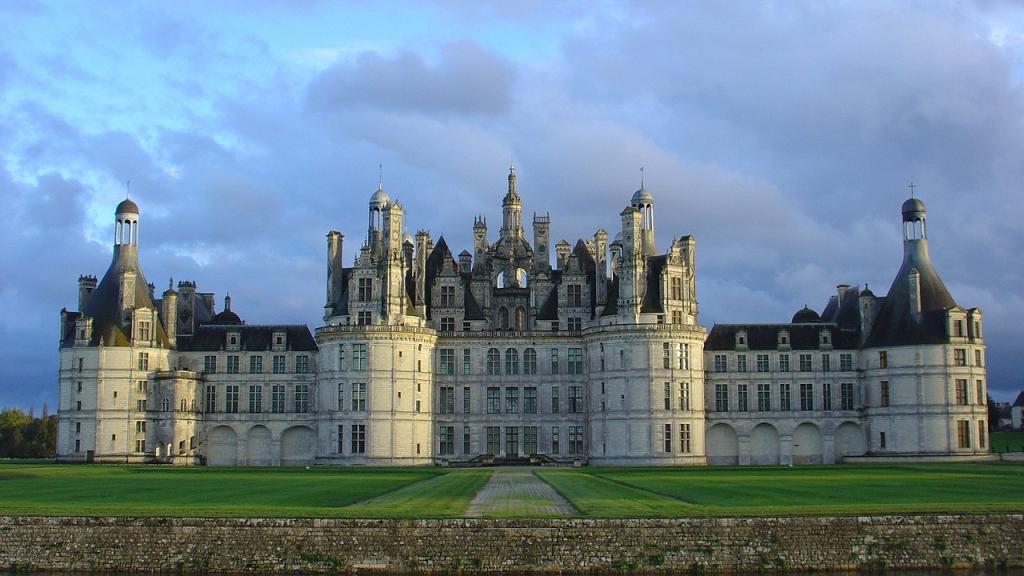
[56,169,990,465]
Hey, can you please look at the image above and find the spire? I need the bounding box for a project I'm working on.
[504,164,519,202]
[224,293,232,312]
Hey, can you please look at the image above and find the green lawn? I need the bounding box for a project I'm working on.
[341,468,491,518]
[539,463,1024,517]
[991,430,1024,453]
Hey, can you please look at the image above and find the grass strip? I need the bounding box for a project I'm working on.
[536,469,695,517]
[341,468,492,518]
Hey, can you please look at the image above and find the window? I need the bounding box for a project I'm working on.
[78,358,84,372]
[779,354,790,372]
[486,427,500,454]
[737,384,749,412]
[957,420,971,449]
[679,381,690,411]
[879,351,888,369]
[551,349,559,374]
[880,431,887,449]
[357,278,373,302]
[463,426,471,454]
[879,381,890,407]
[505,387,519,414]
[351,424,366,454]
[225,385,239,413]
[840,353,853,371]
[715,384,728,412]
[486,387,500,414]
[272,355,285,374]
[357,311,371,325]
[799,354,812,372]
[977,380,985,405]
[822,354,831,372]
[439,387,455,414]
[551,385,560,413]
[568,348,583,374]
[524,387,537,414]
[462,387,471,413]
[780,383,791,411]
[463,321,471,332]
[505,427,519,454]
[670,276,682,300]
[757,354,769,373]
[294,385,309,413]
[677,343,688,369]
[487,348,500,375]
[737,355,747,373]
[840,382,855,410]
[822,382,833,411]
[439,348,455,375]
[524,426,538,455]
[336,383,345,411]
[351,383,366,411]
[567,284,582,307]
[226,355,239,374]
[439,426,454,455]
[296,355,309,374]
[337,425,344,454]
[338,345,346,371]
[955,379,968,405]
[672,310,683,324]
[664,382,672,410]
[954,348,967,367]
[440,285,456,308]
[462,349,471,374]
[664,423,672,452]
[440,317,455,332]
[569,386,583,413]
[551,426,560,454]
[250,355,263,374]
[663,343,671,369]
[757,383,771,412]
[568,426,584,454]
[138,321,151,341]
[352,343,367,370]
[978,420,986,449]
[975,349,983,367]
[272,385,285,413]
[204,355,217,374]
[137,352,149,371]
[714,354,727,373]
[204,385,216,413]
[954,319,964,337]
[505,348,519,375]
[679,423,691,453]
[800,383,813,411]
[161,397,170,412]
[567,317,582,331]
[520,348,538,375]
[248,385,262,413]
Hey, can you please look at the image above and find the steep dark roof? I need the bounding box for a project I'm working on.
[1012,391,1024,408]
[640,255,666,314]
[461,278,486,321]
[819,286,864,332]
[601,276,619,316]
[176,324,317,352]
[424,237,454,320]
[706,324,858,351]
[572,240,598,319]
[81,245,170,347]
[537,285,559,321]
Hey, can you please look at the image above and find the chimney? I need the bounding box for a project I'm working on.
[162,286,178,345]
[555,240,571,270]
[858,285,876,344]
[458,250,472,272]
[907,269,922,320]
[78,275,97,311]
[836,284,850,306]
[326,231,344,307]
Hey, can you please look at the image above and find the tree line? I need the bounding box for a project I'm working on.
[0,407,56,458]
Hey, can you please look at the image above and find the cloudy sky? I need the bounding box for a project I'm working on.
[2,1,1023,410]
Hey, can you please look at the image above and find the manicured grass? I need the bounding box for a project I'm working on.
[991,431,1024,453]
[342,468,491,518]
[539,463,1024,517]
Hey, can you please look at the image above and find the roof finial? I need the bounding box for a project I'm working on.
[640,166,645,189]
[908,181,916,198]
[125,179,130,199]
[378,163,383,190]
[168,277,173,291]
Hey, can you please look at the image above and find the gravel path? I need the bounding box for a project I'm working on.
[466,467,577,518]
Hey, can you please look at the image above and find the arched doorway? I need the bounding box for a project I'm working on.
[706,423,739,465]
[834,422,866,461]
[206,426,238,466]
[792,422,823,464]
[246,425,272,466]
[750,423,780,465]
[280,426,317,467]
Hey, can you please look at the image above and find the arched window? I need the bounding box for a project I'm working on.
[486,348,501,375]
[515,306,526,331]
[499,307,509,329]
[496,271,505,288]
[515,268,528,287]
[523,348,537,374]
[505,348,519,375]
[161,397,170,412]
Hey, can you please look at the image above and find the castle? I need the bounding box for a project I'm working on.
[56,169,990,465]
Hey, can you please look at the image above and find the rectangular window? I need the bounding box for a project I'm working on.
[569,385,583,413]
[272,355,286,374]
[757,354,769,373]
[505,426,519,455]
[880,431,887,449]
[351,383,366,411]
[337,383,345,411]
[678,343,688,369]
[227,355,239,374]
[679,423,691,453]
[567,284,582,307]
[954,348,967,367]
[137,320,151,341]
[841,382,855,410]
[486,427,500,454]
[524,426,538,454]
[463,425,471,454]
[440,285,456,308]
[822,382,833,411]
[248,385,262,413]
[737,384,749,412]
[137,352,149,371]
[294,384,309,413]
[799,354,812,372]
[296,355,309,374]
[880,381,890,407]
[337,425,344,454]
[358,309,370,323]
[551,385,560,413]
[439,387,455,414]
[338,345,346,370]
[978,420,986,449]
[463,349,471,374]
[439,426,454,456]
[486,348,500,375]
[439,348,455,375]
[486,387,500,414]
[568,348,583,374]
[524,348,537,374]
[204,385,216,413]
[551,426,560,454]
[272,385,285,413]
[779,354,790,372]
[225,385,238,413]
[551,349,559,374]
[463,387,471,413]
[505,387,519,414]
[351,424,365,454]
[976,380,985,405]
[757,383,771,412]
[440,317,455,332]
[780,383,791,411]
[822,354,831,372]
[505,349,519,375]
[567,317,582,331]
[663,343,671,369]
[736,354,747,373]
[957,420,971,449]
[955,379,968,405]
[714,354,727,373]
[524,387,537,414]
[975,349,983,367]
[840,353,853,371]
[664,423,672,452]
[568,426,584,454]
[879,350,888,369]
[715,384,728,412]
[357,277,373,302]
[249,355,263,374]
[664,382,672,410]
[679,381,690,411]
[352,343,368,370]
[954,319,964,337]
[800,383,814,411]
[672,310,683,324]
[670,276,683,300]
[204,355,217,373]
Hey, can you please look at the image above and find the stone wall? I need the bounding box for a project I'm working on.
[1,515,1021,574]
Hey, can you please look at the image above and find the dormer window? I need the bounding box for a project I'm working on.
[953,319,964,338]
[272,331,286,351]
[778,330,790,348]
[227,332,240,351]
[735,331,748,348]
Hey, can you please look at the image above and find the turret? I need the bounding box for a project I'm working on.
[368,184,389,256]
[326,231,344,310]
[501,166,523,239]
[631,184,655,257]
[78,275,97,311]
[473,215,488,272]
[533,213,550,270]
[381,201,406,322]
[162,282,177,345]
[593,229,608,304]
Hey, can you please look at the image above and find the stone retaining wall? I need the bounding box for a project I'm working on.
[1,515,1021,574]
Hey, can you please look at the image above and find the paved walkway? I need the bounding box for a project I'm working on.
[466,468,577,518]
